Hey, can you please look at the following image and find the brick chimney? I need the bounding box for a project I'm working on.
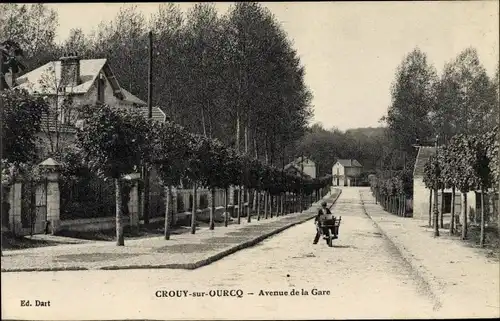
[59,52,80,87]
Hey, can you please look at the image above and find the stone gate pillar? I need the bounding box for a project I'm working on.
[229,186,235,205]
[8,181,22,235]
[39,158,61,235]
[124,173,140,228]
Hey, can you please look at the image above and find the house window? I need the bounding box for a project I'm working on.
[97,73,105,103]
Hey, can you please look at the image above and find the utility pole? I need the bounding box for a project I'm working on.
[433,135,440,237]
[1,46,4,257]
[0,47,4,92]
[148,31,153,119]
[142,31,153,225]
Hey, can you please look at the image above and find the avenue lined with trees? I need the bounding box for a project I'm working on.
[1,3,331,247]
[1,3,498,249]
[371,47,499,247]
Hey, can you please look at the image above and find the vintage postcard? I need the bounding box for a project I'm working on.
[1,1,499,320]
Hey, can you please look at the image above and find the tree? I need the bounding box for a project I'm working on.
[89,5,148,99]
[198,138,231,230]
[1,88,47,254]
[447,134,481,240]
[470,134,494,247]
[224,2,312,164]
[184,133,211,234]
[434,48,497,140]
[1,39,26,89]
[0,4,59,71]
[1,89,48,163]
[183,3,225,138]
[439,144,459,234]
[384,48,437,154]
[148,3,185,122]
[220,148,243,226]
[151,121,190,239]
[76,104,153,246]
[423,154,444,228]
[61,29,93,57]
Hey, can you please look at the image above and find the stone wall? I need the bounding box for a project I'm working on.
[5,161,250,236]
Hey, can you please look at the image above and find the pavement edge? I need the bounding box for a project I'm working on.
[2,189,342,273]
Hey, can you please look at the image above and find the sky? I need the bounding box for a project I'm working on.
[48,1,499,131]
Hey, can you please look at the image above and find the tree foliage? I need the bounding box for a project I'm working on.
[76,104,153,179]
[434,48,498,140]
[384,48,438,154]
[1,89,48,163]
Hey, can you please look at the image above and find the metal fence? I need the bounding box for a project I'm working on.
[59,175,115,220]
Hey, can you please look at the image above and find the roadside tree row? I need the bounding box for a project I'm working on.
[75,104,332,245]
[370,169,412,217]
[421,127,498,246]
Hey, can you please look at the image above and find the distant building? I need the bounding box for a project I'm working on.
[284,156,316,179]
[332,159,363,186]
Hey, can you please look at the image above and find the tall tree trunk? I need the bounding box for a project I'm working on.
[264,192,269,219]
[191,182,197,234]
[276,194,280,216]
[403,194,407,217]
[428,189,433,227]
[253,135,258,211]
[450,187,456,235]
[440,188,445,228]
[480,187,486,247]
[270,195,274,218]
[434,187,440,237]
[235,102,240,152]
[252,190,258,211]
[209,188,215,230]
[283,193,287,214]
[276,194,280,217]
[280,193,284,215]
[462,193,468,240]
[237,186,242,224]
[200,107,207,137]
[164,185,172,240]
[224,187,229,227]
[115,178,124,246]
[247,188,252,223]
[142,167,150,225]
[277,195,281,216]
[257,190,261,220]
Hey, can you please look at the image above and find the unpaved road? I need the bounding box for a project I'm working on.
[2,189,451,320]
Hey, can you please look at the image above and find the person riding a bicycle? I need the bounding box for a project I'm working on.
[313,201,337,244]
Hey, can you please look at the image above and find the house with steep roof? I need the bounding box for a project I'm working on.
[331,159,363,186]
[14,52,166,158]
[284,156,316,179]
[412,146,476,221]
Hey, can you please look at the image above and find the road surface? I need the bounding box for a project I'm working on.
[2,188,443,320]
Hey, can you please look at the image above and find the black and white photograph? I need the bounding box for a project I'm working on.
[1,1,499,320]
